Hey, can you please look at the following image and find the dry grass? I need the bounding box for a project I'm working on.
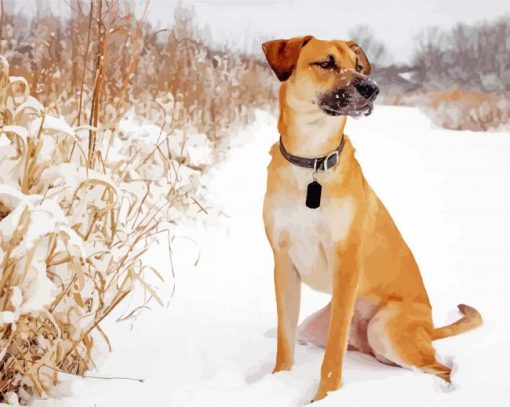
[0,1,275,404]
[0,49,208,404]
[1,1,277,137]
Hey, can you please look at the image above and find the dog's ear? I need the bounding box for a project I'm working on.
[346,41,372,75]
[262,36,313,81]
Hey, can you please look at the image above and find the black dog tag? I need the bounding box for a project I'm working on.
[306,181,322,209]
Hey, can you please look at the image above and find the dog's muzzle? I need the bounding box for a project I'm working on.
[317,76,380,117]
[355,78,379,101]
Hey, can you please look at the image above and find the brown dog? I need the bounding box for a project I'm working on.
[261,36,482,402]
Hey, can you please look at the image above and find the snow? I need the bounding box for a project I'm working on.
[0,311,16,324]
[30,115,75,138]
[39,106,510,407]
[0,185,87,317]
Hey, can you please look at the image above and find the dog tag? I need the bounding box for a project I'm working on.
[306,180,322,209]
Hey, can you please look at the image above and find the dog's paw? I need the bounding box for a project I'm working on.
[272,361,293,373]
[312,381,342,403]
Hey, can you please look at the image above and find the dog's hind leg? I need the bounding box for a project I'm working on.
[297,302,331,348]
[298,300,369,351]
[367,301,452,383]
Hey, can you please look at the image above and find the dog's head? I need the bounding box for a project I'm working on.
[262,36,379,117]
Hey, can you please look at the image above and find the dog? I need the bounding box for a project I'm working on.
[261,36,482,402]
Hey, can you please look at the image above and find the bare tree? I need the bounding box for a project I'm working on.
[349,25,392,67]
[412,17,510,92]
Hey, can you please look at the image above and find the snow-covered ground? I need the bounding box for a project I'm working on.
[41,105,510,406]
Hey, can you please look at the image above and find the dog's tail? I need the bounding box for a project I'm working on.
[432,304,483,341]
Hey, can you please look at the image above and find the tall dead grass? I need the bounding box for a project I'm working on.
[0,1,277,137]
[0,49,208,404]
[0,1,275,404]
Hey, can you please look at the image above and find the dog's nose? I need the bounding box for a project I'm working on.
[355,81,380,100]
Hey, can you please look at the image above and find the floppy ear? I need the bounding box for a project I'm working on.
[346,41,372,75]
[262,36,313,81]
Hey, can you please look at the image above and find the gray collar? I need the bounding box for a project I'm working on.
[279,135,345,171]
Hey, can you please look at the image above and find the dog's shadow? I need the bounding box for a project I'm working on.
[247,328,457,405]
[247,327,403,388]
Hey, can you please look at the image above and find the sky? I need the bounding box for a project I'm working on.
[9,0,510,64]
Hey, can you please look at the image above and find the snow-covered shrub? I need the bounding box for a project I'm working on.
[395,88,510,131]
[0,54,212,405]
[428,90,510,132]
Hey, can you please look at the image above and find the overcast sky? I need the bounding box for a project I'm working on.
[10,0,510,63]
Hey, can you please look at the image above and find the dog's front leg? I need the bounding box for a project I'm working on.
[313,242,360,401]
[272,249,301,373]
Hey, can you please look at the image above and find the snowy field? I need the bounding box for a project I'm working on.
[40,105,510,406]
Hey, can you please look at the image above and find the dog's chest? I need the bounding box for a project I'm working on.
[267,173,354,293]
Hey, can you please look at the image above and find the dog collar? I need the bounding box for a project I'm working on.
[279,135,345,172]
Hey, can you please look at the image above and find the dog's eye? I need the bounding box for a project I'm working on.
[355,58,363,73]
[313,55,336,70]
